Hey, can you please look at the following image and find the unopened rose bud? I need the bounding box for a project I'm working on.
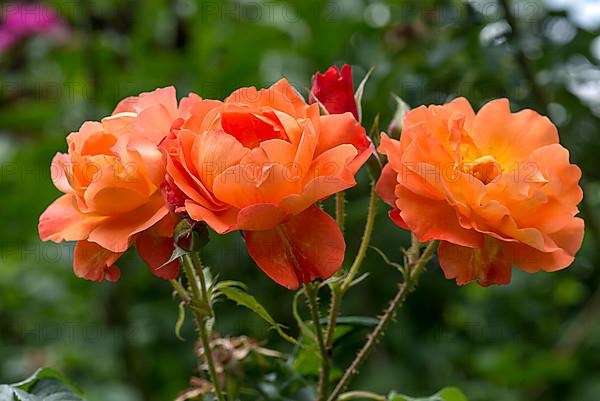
[309,64,359,120]
[174,219,209,252]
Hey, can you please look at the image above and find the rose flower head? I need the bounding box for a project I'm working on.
[161,79,372,289]
[376,98,584,286]
[309,64,359,120]
[39,87,200,282]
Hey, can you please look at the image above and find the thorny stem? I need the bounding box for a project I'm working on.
[324,284,342,349]
[181,254,226,401]
[170,279,190,304]
[327,241,438,401]
[341,184,379,293]
[305,282,330,400]
[323,182,378,394]
[191,252,214,316]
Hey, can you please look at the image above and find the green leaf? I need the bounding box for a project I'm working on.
[6,368,85,401]
[325,316,379,346]
[219,287,304,348]
[28,379,83,401]
[292,346,321,376]
[388,387,468,401]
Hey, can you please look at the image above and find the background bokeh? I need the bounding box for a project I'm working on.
[1,0,600,400]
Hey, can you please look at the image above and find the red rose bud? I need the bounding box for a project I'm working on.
[310,64,359,120]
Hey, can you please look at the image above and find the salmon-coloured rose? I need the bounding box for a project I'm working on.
[309,64,359,120]
[161,79,372,289]
[38,87,198,282]
[376,98,584,286]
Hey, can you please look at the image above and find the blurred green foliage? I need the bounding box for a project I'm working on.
[1,0,600,400]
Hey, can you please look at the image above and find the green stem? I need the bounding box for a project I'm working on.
[169,279,190,303]
[323,182,378,394]
[305,282,330,400]
[336,192,346,233]
[324,284,342,349]
[327,241,437,401]
[191,252,214,316]
[341,184,379,293]
[182,255,226,401]
[182,256,203,308]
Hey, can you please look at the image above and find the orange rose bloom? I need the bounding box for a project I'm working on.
[376,98,584,286]
[38,87,198,282]
[161,79,372,289]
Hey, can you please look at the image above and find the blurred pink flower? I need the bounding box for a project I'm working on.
[0,2,69,52]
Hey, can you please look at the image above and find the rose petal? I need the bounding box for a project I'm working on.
[136,229,180,280]
[243,206,345,289]
[73,240,122,282]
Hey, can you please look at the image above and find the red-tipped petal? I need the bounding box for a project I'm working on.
[243,206,345,289]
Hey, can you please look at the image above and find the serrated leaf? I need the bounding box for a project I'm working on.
[219,287,304,348]
[388,387,468,401]
[13,369,83,396]
[325,316,379,346]
[7,368,85,401]
[12,388,39,401]
[354,66,375,123]
[29,379,83,401]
